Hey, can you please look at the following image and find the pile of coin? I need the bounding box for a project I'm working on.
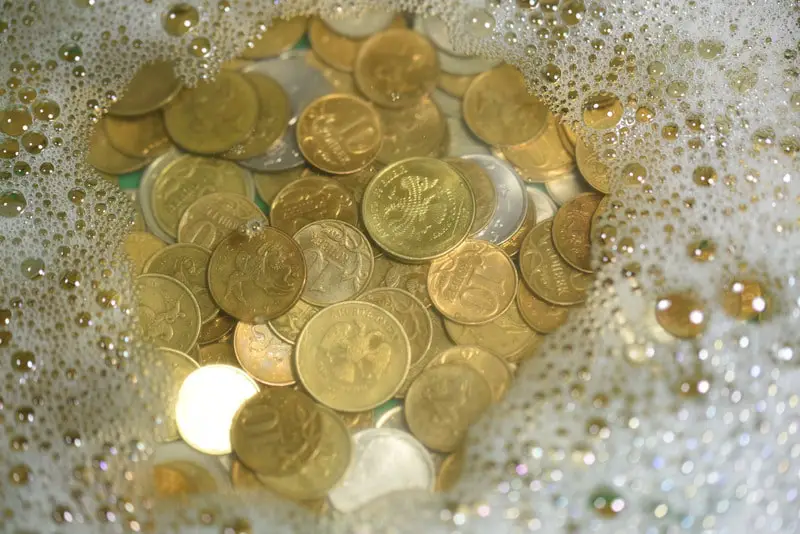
[95,11,609,513]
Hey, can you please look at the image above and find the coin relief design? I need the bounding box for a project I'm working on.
[177,192,267,251]
[269,175,359,236]
[134,274,201,353]
[198,343,239,367]
[576,138,610,194]
[429,345,511,402]
[366,255,432,308]
[516,282,571,334]
[233,322,296,386]
[376,98,446,164]
[268,299,321,345]
[444,302,540,363]
[551,192,603,273]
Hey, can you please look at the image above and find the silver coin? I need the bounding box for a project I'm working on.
[322,9,395,39]
[544,168,594,206]
[527,185,558,223]
[327,428,435,513]
[463,154,528,244]
[239,52,333,171]
[432,89,461,118]
[445,116,490,157]
[437,49,501,76]
[419,15,466,57]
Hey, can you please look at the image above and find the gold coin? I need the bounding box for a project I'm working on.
[198,314,236,345]
[88,122,148,175]
[336,162,384,203]
[501,113,576,183]
[305,51,358,95]
[296,301,411,412]
[152,460,220,497]
[405,363,492,452]
[187,344,200,362]
[177,192,267,250]
[428,239,518,325]
[241,16,308,59]
[230,387,322,476]
[338,409,375,432]
[362,157,475,262]
[438,72,474,98]
[516,282,571,334]
[365,255,432,308]
[519,220,592,306]
[103,112,171,160]
[395,308,454,397]
[198,342,239,367]
[151,154,252,239]
[269,300,321,345]
[254,167,305,206]
[575,138,610,193]
[558,119,578,156]
[163,71,259,154]
[444,158,496,236]
[233,322,296,386]
[143,243,218,324]
[152,347,200,442]
[308,17,361,73]
[498,198,536,258]
[297,94,383,175]
[135,274,201,353]
[444,302,539,362]
[269,174,358,235]
[230,459,265,492]
[436,447,464,492]
[552,192,603,273]
[359,288,433,368]
[429,345,511,402]
[463,64,549,146]
[376,98,446,164]
[354,29,439,109]
[109,60,182,117]
[294,220,374,306]
[123,231,167,275]
[208,226,306,323]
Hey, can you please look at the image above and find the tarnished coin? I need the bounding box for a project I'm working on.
[254,167,305,206]
[428,239,518,325]
[328,428,434,513]
[103,112,171,160]
[405,363,492,452]
[207,226,306,323]
[231,387,322,476]
[365,255,432,308]
[527,186,558,223]
[197,314,236,345]
[517,282,571,334]
[322,9,395,39]
[362,157,475,262]
[436,447,464,492]
[576,138,610,193]
[233,322,295,386]
[355,29,439,109]
[151,347,200,443]
[294,220,374,306]
[376,98,446,164]
[88,122,149,175]
[445,158,496,235]
[123,231,167,275]
[308,17,361,73]
[544,169,594,206]
[143,243,218,324]
[463,65,548,146]
[241,16,308,59]
[444,116,490,157]
[498,197,537,258]
[177,192,266,250]
[502,113,577,183]
[296,94,383,174]
[429,346,511,402]
[519,220,593,306]
[269,300,321,345]
[135,274,201,353]
[445,302,540,363]
[197,342,239,367]
[109,60,182,117]
[437,72,474,98]
[295,301,411,412]
[270,175,358,235]
[552,192,603,273]
[163,71,259,154]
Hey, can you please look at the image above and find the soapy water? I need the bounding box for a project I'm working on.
[0,0,799,532]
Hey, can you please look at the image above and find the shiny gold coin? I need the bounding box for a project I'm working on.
[436,447,464,492]
[463,64,549,146]
[197,343,239,367]
[336,162,384,203]
[109,60,182,117]
[305,51,358,95]
[405,363,492,452]
[177,192,267,250]
[294,220,374,306]
[428,239,517,325]
[308,17,361,73]
[552,192,603,273]
[208,226,306,323]
[296,301,411,412]
[516,282,570,334]
[438,72,474,98]
[365,255,432,308]
[123,231,167,275]
[143,243,218,324]
[376,98,446,164]
[197,314,236,345]
[269,174,358,235]
[254,167,305,206]
[151,153,252,239]
[575,138,610,193]
[88,122,148,175]
[231,387,322,476]
[429,345,511,402]
[152,347,200,442]
[135,274,201,353]
[444,302,540,363]
[233,322,296,386]
[354,28,439,109]
[297,94,383,175]
[395,308,454,398]
[268,300,321,345]
[163,71,259,154]
[241,16,308,59]
[501,113,576,183]
[103,112,171,160]
[445,158,496,236]
[498,198,537,258]
[362,157,475,262]
[519,220,592,306]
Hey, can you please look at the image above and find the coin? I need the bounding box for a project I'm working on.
[498,197,537,258]
[359,288,433,368]
[444,158,496,235]
[268,300,320,345]
[501,113,577,183]
[405,363,492,452]
[365,255,432,308]
[253,167,305,206]
[527,186,558,223]
[558,120,578,155]
[187,344,200,363]
[322,9,395,39]
[103,112,171,159]
[109,60,182,117]
[519,220,593,305]
[198,314,236,345]
[223,73,291,160]
[437,72,474,97]
[177,192,266,250]
[294,220,374,306]
[308,17,361,73]
[354,29,439,109]
[296,94,383,174]
[233,322,296,386]
[135,274,201,353]
[208,226,306,323]
[88,122,149,175]
[552,192,603,273]
[544,168,594,206]
[436,49,502,76]
[269,174,358,235]
[295,301,411,412]
[376,98,446,164]
[143,243,218,324]
[241,16,308,59]
[444,116,490,157]
[374,404,409,432]
[516,282,571,334]
[151,347,200,442]
[151,441,231,495]
[362,157,475,262]
[304,51,358,95]
[463,65,549,146]
[123,231,167,275]
[428,346,511,402]
[230,459,265,492]
[327,428,434,513]
[444,302,540,362]
[428,239,518,325]
[575,138,610,193]
[197,343,239,367]
[395,308,454,397]
[336,161,384,203]
[436,448,464,492]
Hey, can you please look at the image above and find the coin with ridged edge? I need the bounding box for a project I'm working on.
[551,192,603,273]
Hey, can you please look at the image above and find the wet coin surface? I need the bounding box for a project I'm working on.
[241,16,308,59]
[376,98,446,164]
[576,138,611,193]
[135,274,201,353]
[269,175,358,235]
[428,345,511,402]
[365,255,432,308]
[445,158,496,236]
[233,322,296,386]
[552,192,603,273]
[268,299,321,345]
[177,192,267,251]
[516,282,571,334]
[501,113,576,183]
[103,112,171,160]
[88,122,149,175]
[108,60,182,117]
[123,231,167,275]
[444,302,540,363]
